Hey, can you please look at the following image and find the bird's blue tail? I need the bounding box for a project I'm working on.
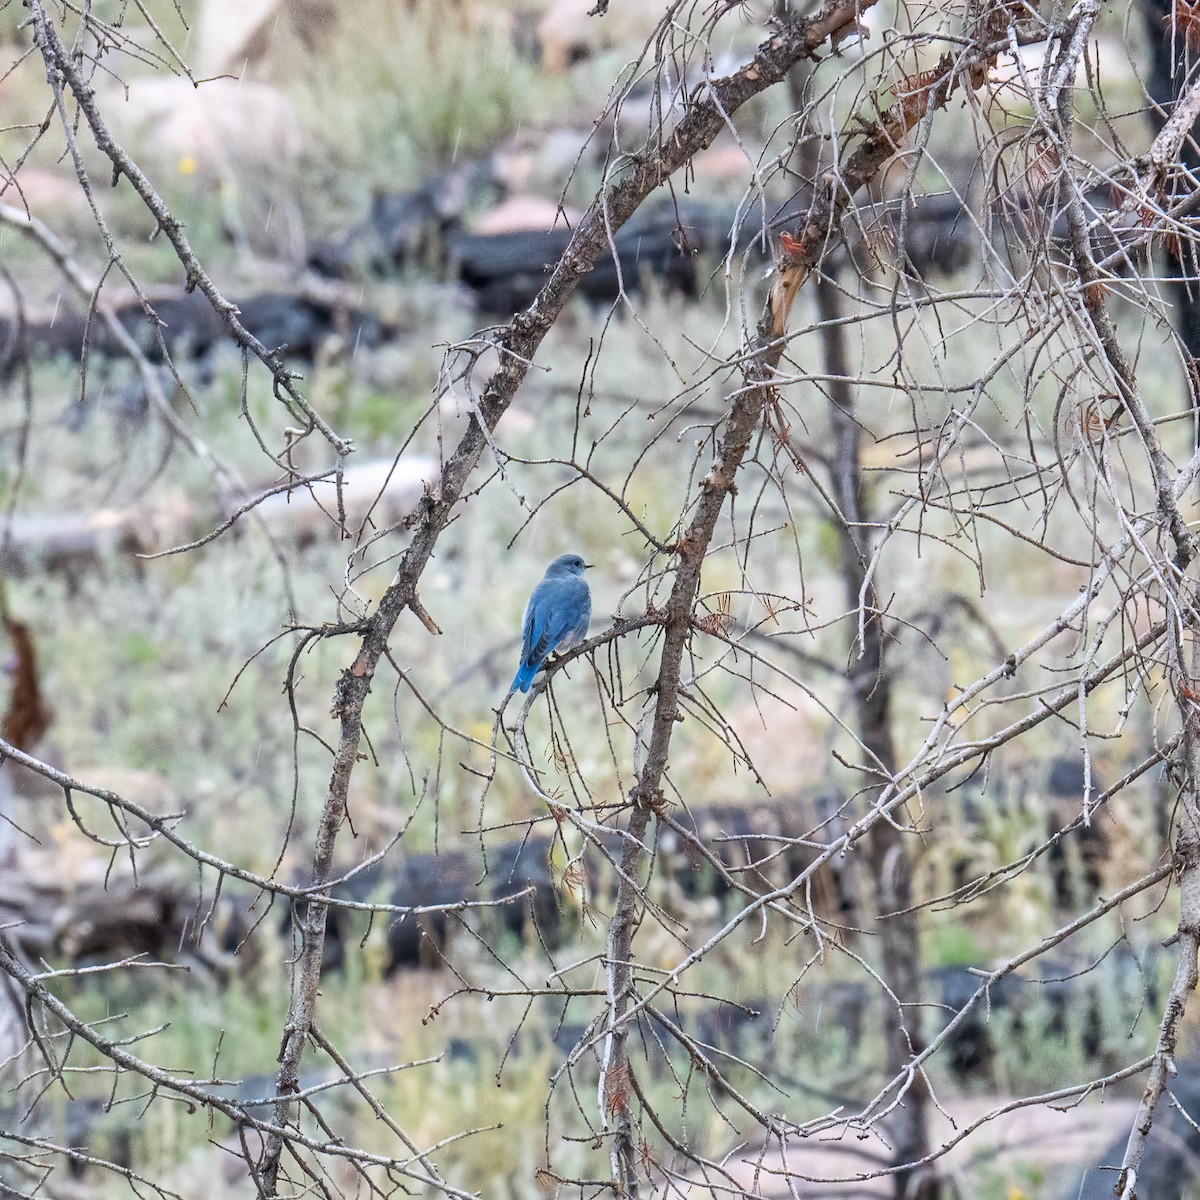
[511,661,538,693]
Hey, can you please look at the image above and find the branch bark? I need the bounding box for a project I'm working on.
[1116,634,1200,1199]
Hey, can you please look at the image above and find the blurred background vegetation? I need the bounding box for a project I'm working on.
[0,0,1195,1197]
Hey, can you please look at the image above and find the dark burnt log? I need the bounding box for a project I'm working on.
[1044,754,1108,912]
[449,200,731,313]
[486,835,567,950]
[308,161,502,278]
[382,851,472,971]
[290,836,576,977]
[451,196,978,311]
[308,168,986,308]
[656,794,860,929]
[282,852,471,975]
[284,861,389,976]
[12,287,386,372]
[657,802,771,906]
[928,965,1022,1084]
[4,190,990,370]
[1071,1044,1200,1199]
[931,948,1155,1091]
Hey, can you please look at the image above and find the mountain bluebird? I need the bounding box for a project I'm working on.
[511,554,592,693]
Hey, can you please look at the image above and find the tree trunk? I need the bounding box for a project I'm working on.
[816,276,936,1199]
[1138,0,1200,433]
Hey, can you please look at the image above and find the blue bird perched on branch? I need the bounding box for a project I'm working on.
[511,554,592,693]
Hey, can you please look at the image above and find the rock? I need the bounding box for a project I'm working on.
[103,77,302,180]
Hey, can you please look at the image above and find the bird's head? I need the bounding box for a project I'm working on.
[546,553,590,577]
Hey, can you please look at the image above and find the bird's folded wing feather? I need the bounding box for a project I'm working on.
[527,607,573,664]
[523,582,584,666]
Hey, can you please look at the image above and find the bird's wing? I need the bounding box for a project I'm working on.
[524,580,586,666]
[519,594,540,664]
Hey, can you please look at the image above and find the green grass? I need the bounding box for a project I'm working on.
[6,280,1183,1061]
[282,0,570,229]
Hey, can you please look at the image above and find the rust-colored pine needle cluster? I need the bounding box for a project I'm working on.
[1172,0,1200,52]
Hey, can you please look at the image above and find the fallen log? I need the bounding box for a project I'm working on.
[450,200,732,312]
[0,863,228,973]
[3,187,984,369]
[312,163,1159,317]
[1,508,148,577]
[0,455,438,577]
[6,281,388,373]
[313,182,986,311]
